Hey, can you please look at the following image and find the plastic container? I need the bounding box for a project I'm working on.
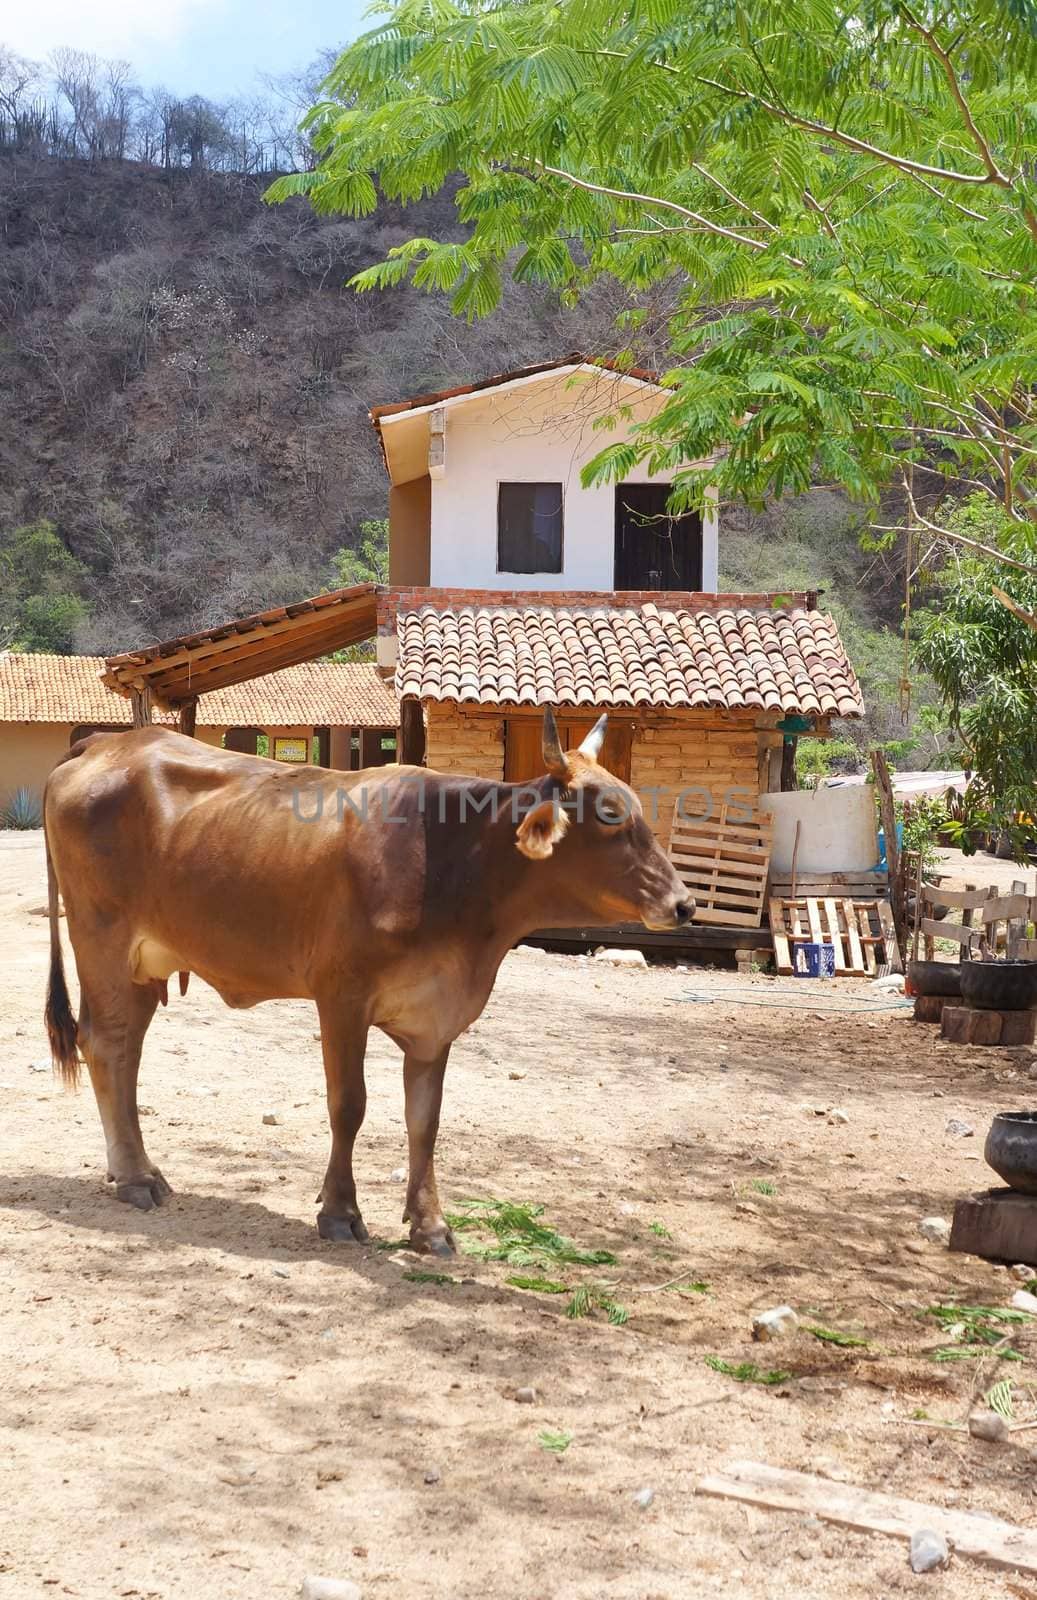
[793,942,836,978]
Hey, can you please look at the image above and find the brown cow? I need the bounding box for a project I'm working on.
[43,708,693,1254]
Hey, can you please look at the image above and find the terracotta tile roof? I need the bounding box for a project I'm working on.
[368,351,660,423]
[395,601,864,719]
[0,654,398,729]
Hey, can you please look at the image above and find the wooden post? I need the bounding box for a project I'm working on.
[399,696,426,767]
[178,697,197,737]
[779,738,797,791]
[130,685,152,727]
[870,748,905,955]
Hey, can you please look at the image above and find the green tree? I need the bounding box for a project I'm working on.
[268,0,1037,522]
[914,497,1037,842]
[325,518,389,661]
[0,520,88,652]
[330,517,388,587]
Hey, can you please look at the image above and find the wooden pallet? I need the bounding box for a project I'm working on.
[768,869,889,901]
[668,805,773,928]
[769,896,901,976]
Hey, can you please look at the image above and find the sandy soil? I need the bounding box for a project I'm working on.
[2,828,1036,1600]
[936,847,1036,897]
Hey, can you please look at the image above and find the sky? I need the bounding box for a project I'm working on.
[5,0,373,99]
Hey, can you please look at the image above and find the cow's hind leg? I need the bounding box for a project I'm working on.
[316,1005,370,1243]
[78,978,168,1211]
[403,1046,455,1257]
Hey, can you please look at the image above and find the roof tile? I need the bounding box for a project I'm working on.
[0,654,398,729]
[395,603,864,718]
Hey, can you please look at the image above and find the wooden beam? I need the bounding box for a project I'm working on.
[130,686,152,727]
[698,1460,1037,1575]
[399,696,427,766]
[137,615,372,707]
[178,698,197,737]
[870,747,906,954]
[104,594,377,700]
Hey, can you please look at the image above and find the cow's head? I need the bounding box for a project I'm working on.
[515,709,695,932]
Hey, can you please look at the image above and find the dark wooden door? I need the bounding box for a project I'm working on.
[614,484,702,590]
[505,717,632,783]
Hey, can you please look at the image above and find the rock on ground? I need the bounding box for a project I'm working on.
[918,1216,951,1245]
[593,947,648,968]
[909,1529,950,1573]
[968,1408,1010,1443]
[752,1305,799,1341]
[300,1579,362,1600]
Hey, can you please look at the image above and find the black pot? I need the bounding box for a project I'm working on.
[986,1112,1037,1195]
[960,960,1037,1012]
[907,960,963,998]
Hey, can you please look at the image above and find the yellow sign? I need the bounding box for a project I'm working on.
[273,737,309,764]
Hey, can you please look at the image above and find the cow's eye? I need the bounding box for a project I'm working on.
[596,796,628,826]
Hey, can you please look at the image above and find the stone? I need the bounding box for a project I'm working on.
[300,1580,362,1600]
[262,1111,281,1126]
[918,1216,951,1245]
[874,972,905,990]
[944,1118,974,1138]
[752,1305,799,1341]
[827,1108,850,1125]
[1010,1264,1035,1282]
[1011,1288,1037,1313]
[272,1267,290,1280]
[514,1387,537,1404]
[389,1167,406,1182]
[909,1529,950,1573]
[423,1466,441,1484]
[593,947,648,969]
[968,1408,1010,1443]
[27,1059,50,1073]
[632,1487,655,1509]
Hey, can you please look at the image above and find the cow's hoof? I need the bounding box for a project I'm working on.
[115,1173,171,1211]
[317,1210,370,1244]
[409,1223,456,1258]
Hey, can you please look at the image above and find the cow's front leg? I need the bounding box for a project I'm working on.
[315,1004,369,1243]
[402,1046,455,1256]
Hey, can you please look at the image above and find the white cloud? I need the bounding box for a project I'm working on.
[5,0,224,72]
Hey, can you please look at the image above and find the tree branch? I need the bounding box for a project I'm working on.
[898,5,1009,186]
[993,585,1037,631]
[523,158,789,254]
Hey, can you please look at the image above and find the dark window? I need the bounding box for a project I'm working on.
[614,484,702,590]
[497,482,563,573]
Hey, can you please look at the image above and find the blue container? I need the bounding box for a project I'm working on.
[793,942,836,978]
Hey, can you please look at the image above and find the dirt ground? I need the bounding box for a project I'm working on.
[2,829,1036,1600]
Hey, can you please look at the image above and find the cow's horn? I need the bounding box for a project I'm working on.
[542,706,567,777]
[577,713,608,761]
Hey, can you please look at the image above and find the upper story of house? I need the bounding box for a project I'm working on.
[370,354,719,595]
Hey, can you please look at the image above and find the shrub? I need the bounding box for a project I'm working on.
[1,786,43,828]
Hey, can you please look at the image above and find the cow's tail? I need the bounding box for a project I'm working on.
[44,823,80,1088]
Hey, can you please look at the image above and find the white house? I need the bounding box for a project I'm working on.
[370,353,719,594]
[368,354,864,850]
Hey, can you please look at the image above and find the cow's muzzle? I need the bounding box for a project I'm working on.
[643,895,695,932]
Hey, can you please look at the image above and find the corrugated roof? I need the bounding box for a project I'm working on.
[0,653,398,729]
[395,601,864,718]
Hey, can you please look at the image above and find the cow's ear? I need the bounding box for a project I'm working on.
[516,799,569,861]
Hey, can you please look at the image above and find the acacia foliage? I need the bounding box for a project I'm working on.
[270,0,1037,518]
